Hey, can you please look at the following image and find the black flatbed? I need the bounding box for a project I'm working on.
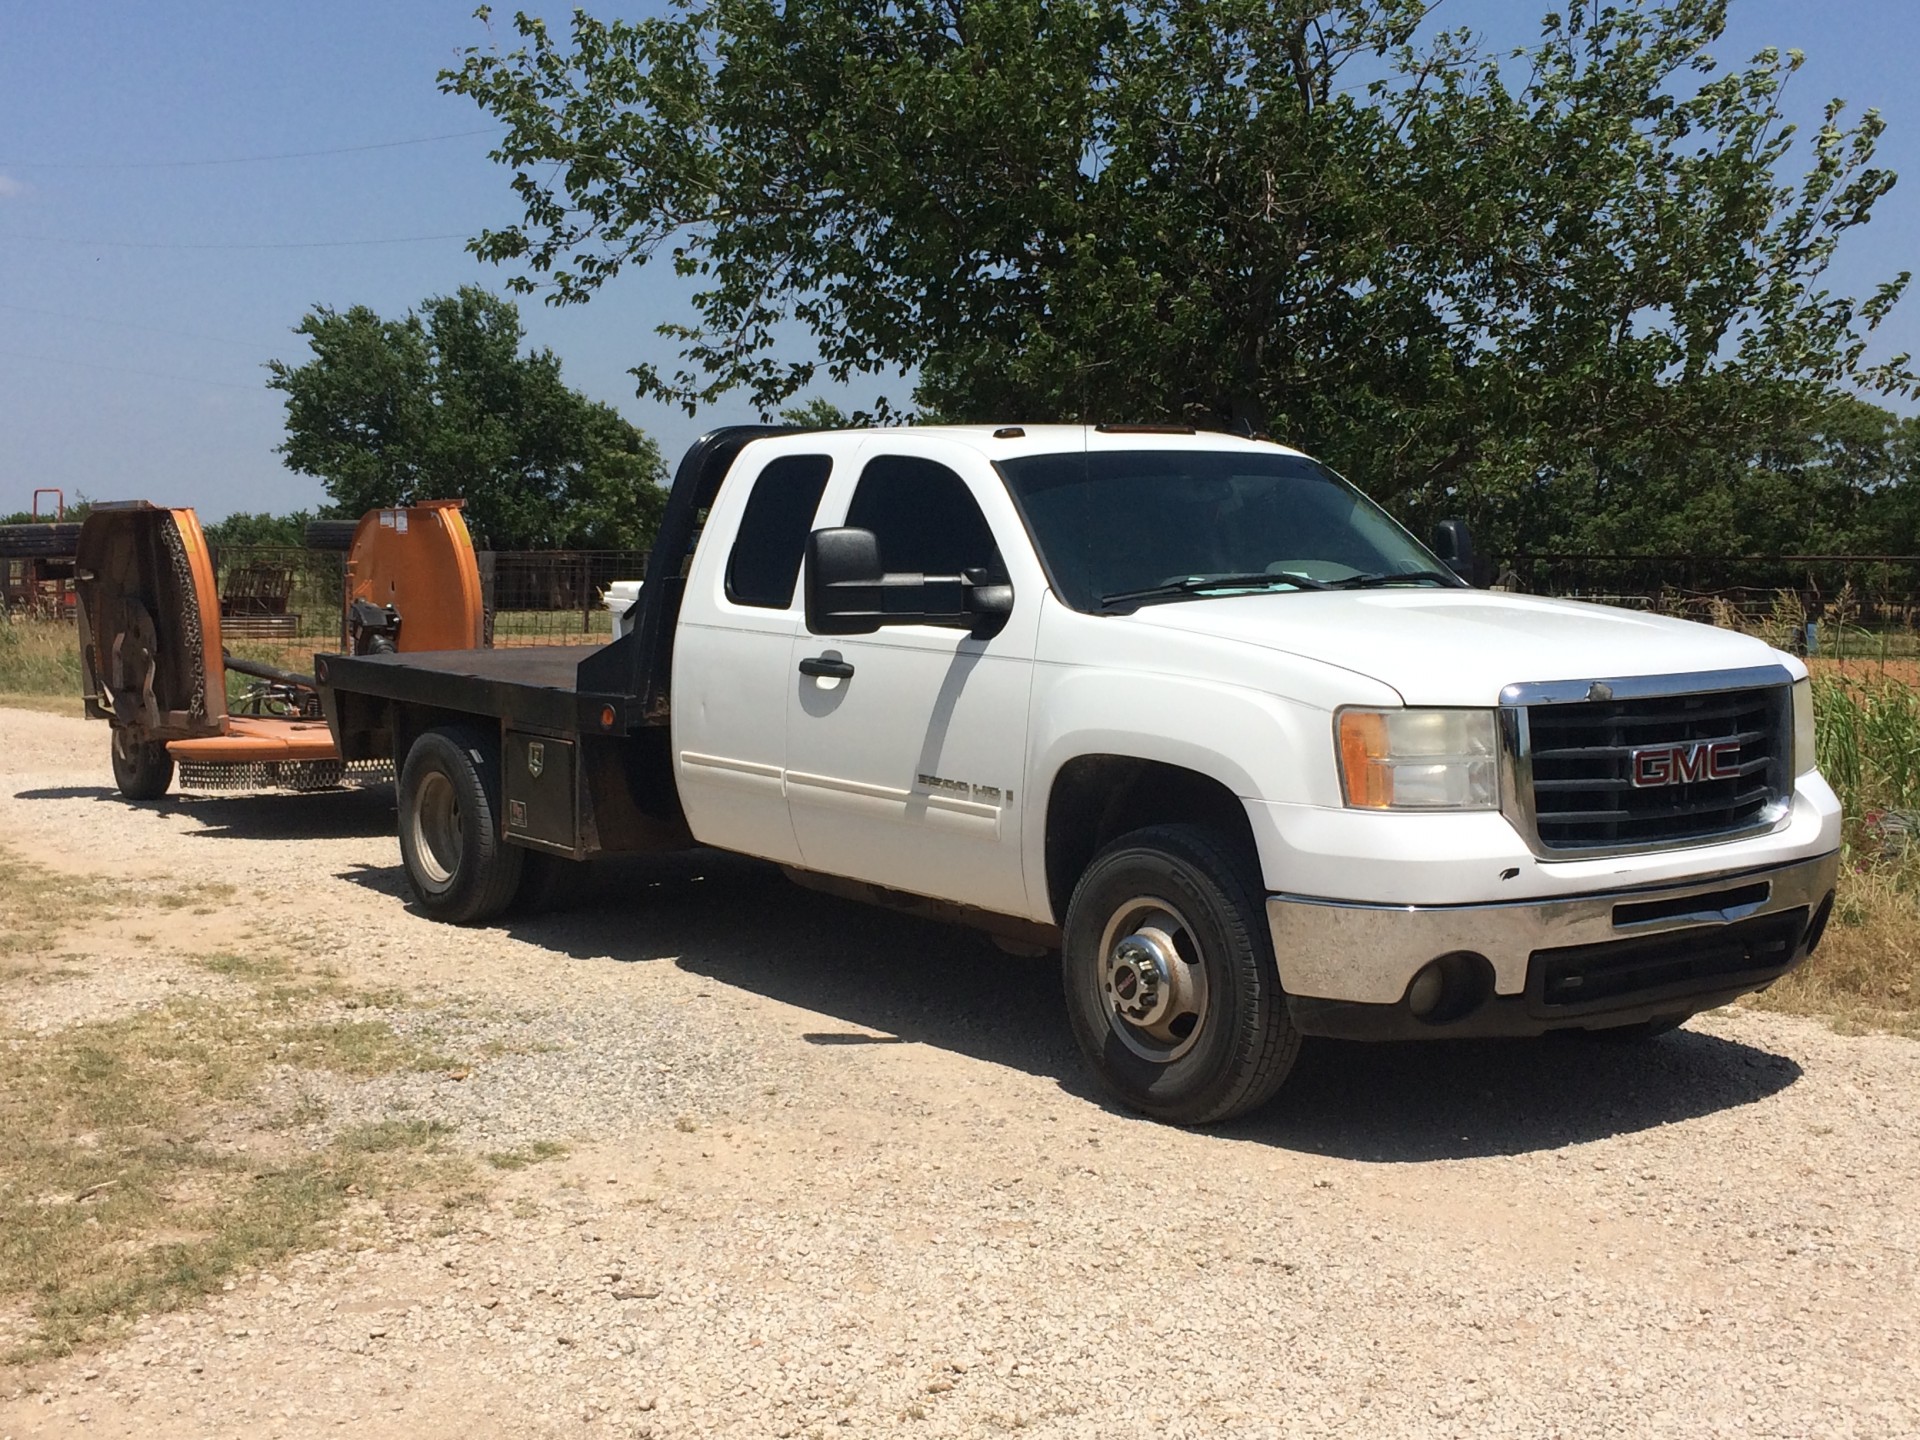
[316,426,794,751]
[317,644,628,735]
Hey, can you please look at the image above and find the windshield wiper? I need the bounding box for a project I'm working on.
[1321,570,1461,589]
[1100,572,1331,609]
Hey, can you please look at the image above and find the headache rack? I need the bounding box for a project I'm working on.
[1498,666,1796,859]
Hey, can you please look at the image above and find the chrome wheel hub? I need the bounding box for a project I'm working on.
[1098,899,1209,1064]
[1108,929,1176,1027]
[411,770,462,891]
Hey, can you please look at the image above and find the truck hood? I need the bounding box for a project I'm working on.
[1121,589,1793,706]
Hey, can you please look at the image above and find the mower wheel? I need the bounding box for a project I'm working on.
[110,729,175,801]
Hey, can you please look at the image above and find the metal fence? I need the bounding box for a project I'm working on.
[195,544,648,668]
[1,521,84,618]
[1502,554,1920,659]
[206,545,347,644]
[44,533,1920,663]
[480,550,648,646]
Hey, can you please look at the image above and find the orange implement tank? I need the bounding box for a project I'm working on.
[347,502,486,653]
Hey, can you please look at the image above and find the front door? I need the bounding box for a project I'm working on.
[785,449,1038,918]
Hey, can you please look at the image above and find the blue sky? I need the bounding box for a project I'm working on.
[4,0,1918,521]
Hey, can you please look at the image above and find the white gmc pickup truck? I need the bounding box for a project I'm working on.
[311,424,1841,1124]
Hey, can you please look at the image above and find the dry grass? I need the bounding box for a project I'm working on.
[0,614,324,710]
[0,852,123,960]
[1735,668,1920,1038]
[1748,856,1920,1038]
[0,851,232,961]
[0,616,82,699]
[0,612,608,722]
[0,613,609,723]
[0,849,478,1364]
[0,692,84,717]
[485,1140,570,1171]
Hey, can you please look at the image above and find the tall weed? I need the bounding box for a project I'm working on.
[0,616,82,698]
[1772,668,1920,1035]
[1811,672,1920,826]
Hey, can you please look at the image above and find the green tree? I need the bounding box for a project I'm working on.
[778,397,854,428]
[443,0,1913,557]
[0,495,90,526]
[267,286,667,550]
[201,510,314,548]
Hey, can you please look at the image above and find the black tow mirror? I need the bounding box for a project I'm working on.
[804,527,1012,638]
[964,576,1014,630]
[1431,519,1477,585]
[806,527,884,635]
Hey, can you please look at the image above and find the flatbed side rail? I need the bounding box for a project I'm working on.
[315,648,631,743]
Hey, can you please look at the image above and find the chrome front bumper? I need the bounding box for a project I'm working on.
[1267,849,1840,1007]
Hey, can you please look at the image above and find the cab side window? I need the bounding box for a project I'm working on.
[845,455,1006,579]
[725,454,833,608]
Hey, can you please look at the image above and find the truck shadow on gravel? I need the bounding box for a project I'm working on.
[1232,1032,1800,1161]
[13,784,397,841]
[337,847,1803,1163]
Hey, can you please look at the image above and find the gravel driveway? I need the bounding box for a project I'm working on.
[2,705,1917,1440]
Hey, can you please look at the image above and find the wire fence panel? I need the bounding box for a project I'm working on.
[198,545,649,664]
[2,523,84,618]
[207,545,348,638]
[204,544,346,674]
[18,524,1920,680]
[1504,554,1920,661]
[480,550,648,646]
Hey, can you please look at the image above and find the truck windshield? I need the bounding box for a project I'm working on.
[997,449,1457,612]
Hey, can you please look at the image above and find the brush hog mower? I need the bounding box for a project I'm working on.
[75,500,486,800]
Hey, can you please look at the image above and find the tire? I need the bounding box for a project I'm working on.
[110,728,174,801]
[1062,824,1299,1125]
[397,726,524,924]
[303,519,361,552]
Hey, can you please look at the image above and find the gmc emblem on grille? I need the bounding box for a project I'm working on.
[1631,740,1741,789]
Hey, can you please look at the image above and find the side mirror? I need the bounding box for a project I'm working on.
[804,527,1013,638]
[1431,519,1477,585]
[805,527,886,635]
[963,575,1014,633]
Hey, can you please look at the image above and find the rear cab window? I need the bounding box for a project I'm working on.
[724,454,833,609]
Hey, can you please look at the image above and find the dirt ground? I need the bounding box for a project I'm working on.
[1,704,1917,1440]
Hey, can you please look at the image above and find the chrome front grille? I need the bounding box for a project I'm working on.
[1500,667,1795,858]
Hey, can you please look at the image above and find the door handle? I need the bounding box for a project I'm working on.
[798,655,855,680]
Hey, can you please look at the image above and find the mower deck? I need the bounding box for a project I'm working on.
[166,716,340,763]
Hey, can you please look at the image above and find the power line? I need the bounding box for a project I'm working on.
[0,301,259,349]
[0,128,500,170]
[0,348,265,392]
[0,231,472,251]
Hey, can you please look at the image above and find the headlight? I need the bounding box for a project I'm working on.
[1792,677,1817,777]
[1336,708,1499,810]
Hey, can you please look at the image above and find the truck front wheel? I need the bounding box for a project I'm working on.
[398,726,524,925]
[1062,824,1300,1125]
[110,728,174,801]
